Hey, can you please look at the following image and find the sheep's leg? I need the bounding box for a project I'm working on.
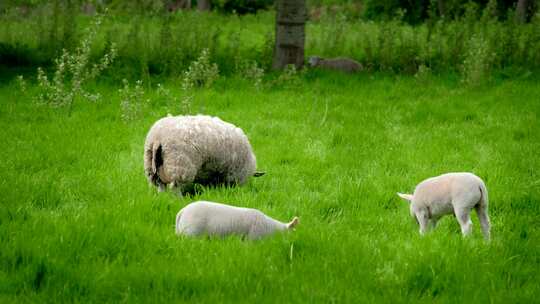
[157,181,166,192]
[455,207,473,236]
[169,182,185,197]
[475,204,491,241]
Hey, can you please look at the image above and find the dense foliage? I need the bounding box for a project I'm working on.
[1,1,539,303]
[1,3,539,81]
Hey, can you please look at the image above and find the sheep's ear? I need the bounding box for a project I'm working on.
[253,171,265,177]
[288,217,299,229]
[397,192,413,202]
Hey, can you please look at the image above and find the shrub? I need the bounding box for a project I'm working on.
[182,48,219,90]
[268,64,305,89]
[156,83,191,114]
[237,59,265,89]
[30,13,116,110]
[461,34,495,86]
[414,64,432,83]
[119,79,149,122]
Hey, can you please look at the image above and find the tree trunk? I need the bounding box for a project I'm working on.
[516,0,530,23]
[197,0,211,11]
[437,0,446,18]
[272,0,307,70]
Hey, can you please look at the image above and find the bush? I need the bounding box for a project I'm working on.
[26,13,116,111]
[119,79,149,122]
[461,34,495,86]
[182,48,219,90]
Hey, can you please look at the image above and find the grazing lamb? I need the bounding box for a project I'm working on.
[308,56,363,73]
[175,201,299,240]
[144,114,262,194]
[397,172,491,240]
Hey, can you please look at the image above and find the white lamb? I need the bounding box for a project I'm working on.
[175,201,299,240]
[397,172,491,240]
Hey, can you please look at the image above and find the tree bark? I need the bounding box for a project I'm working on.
[437,0,446,18]
[516,0,530,23]
[272,0,307,70]
[197,0,211,11]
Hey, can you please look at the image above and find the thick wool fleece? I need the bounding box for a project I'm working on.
[175,201,299,240]
[144,115,257,192]
[398,172,490,240]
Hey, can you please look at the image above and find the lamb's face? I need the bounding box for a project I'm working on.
[308,56,321,67]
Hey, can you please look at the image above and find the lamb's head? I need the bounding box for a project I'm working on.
[287,217,299,229]
[308,56,322,67]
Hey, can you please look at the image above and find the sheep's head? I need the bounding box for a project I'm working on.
[308,56,322,67]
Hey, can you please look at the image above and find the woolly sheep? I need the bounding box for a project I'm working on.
[175,201,299,240]
[397,172,491,240]
[308,56,363,73]
[144,114,261,194]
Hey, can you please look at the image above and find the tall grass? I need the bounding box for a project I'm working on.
[1,73,539,302]
[1,6,539,80]
[307,13,540,76]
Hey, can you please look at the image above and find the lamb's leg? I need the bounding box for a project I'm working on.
[455,207,473,236]
[475,204,491,241]
[429,218,439,230]
[416,212,429,235]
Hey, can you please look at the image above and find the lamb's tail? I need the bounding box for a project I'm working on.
[478,182,489,208]
[397,192,414,202]
[287,217,299,229]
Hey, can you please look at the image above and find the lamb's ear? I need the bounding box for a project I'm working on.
[253,171,265,177]
[287,217,299,229]
[397,192,413,202]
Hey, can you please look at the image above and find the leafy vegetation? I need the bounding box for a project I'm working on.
[1,1,539,302]
[1,4,539,80]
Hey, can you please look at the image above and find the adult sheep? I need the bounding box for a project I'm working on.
[308,56,363,73]
[144,114,262,194]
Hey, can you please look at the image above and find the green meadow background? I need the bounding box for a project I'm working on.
[1,1,540,302]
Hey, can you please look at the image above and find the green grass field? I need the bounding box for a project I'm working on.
[1,72,539,302]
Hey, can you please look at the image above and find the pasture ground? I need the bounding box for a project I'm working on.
[1,72,539,302]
